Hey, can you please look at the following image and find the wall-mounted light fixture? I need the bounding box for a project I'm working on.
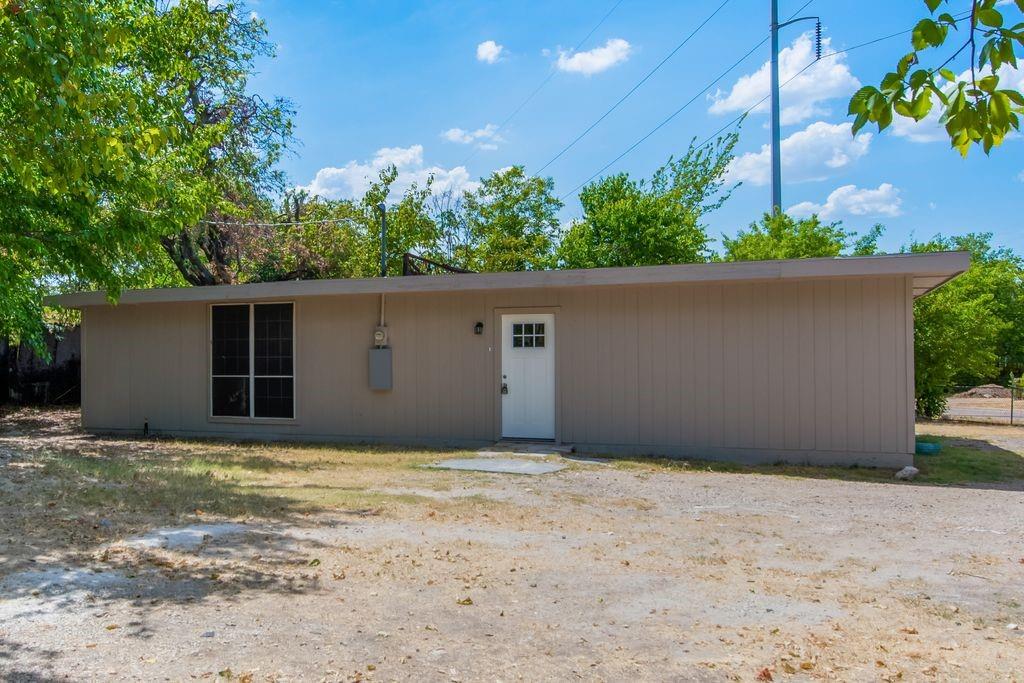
[474,322,484,335]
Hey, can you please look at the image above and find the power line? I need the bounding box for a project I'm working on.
[533,0,734,175]
[558,37,768,200]
[561,15,968,202]
[200,217,361,228]
[133,206,361,229]
[692,12,974,151]
[458,0,626,169]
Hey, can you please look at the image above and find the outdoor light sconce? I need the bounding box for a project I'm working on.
[474,322,484,335]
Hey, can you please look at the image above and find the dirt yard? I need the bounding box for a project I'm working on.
[2,409,1023,681]
[943,397,1018,424]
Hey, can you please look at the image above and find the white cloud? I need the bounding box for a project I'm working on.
[709,33,860,125]
[441,123,504,150]
[891,64,1024,142]
[476,40,504,64]
[1018,169,1024,182]
[556,38,632,76]
[726,121,872,186]
[301,145,479,201]
[788,183,902,219]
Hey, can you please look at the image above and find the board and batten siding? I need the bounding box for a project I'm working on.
[80,274,915,466]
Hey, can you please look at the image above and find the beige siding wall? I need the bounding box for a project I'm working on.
[81,275,915,466]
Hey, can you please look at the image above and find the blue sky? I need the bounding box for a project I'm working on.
[245,0,1024,254]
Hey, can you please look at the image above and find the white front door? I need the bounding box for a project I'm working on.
[501,313,555,439]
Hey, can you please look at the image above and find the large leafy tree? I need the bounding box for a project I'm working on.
[462,166,562,272]
[145,0,294,286]
[850,0,1024,156]
[721,213,882,261]
[557,134,736,269]
[1,0,178,344]
[910,233,1021,416]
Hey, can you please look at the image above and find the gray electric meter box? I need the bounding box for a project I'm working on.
[369,347,393,390]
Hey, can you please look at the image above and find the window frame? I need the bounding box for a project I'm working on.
[511,322,545,349]
[209,301,296,422]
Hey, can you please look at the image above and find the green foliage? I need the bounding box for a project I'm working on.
[557,134,736,269]
[0,0,292,344]
[849,0,1024,156]
[146,0,295,285]
[910,233,1021,416]
[241,164,564,280]
[721,213,883,261]
[0,0,179,345]
[462,166,562,272]
[245,169,445,281]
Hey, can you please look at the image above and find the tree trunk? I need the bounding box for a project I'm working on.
[161,230,223,286]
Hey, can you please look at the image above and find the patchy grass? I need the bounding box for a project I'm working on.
[610,456,897,483]
[0,408,504,571]
[913,439,1024,485]
[27,440,482,519]
[609,435,1024,486]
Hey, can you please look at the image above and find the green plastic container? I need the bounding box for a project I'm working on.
[915,440,942,455]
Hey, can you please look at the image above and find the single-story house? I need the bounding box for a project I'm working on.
[48,251,969,467]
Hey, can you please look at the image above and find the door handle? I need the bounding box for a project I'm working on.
[501,382,509,395]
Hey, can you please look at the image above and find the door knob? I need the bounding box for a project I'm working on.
[501,382,509,395]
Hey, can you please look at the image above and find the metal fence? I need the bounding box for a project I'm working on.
[942,383,1024,425]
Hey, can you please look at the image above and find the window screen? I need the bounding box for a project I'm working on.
[211,303,294,419]
[254,303,293,418]
[211,305,250,416]
[511,322,545,348]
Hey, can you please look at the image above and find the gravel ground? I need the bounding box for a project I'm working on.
[2,412,1024,681]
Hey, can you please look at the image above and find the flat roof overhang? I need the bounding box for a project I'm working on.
[46,251,970,308]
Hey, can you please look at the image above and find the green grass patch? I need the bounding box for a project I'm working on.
[913,439,1024,484]
[609,435,1024,486]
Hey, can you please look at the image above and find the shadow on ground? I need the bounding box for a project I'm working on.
[0,408,346,604]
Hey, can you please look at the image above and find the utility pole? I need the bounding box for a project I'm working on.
[770,0,782,214]
[769,4,822,215]
[377,202,388,278]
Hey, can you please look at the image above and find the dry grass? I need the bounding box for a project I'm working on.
[0,408,505,575]
[608,425,1024,486]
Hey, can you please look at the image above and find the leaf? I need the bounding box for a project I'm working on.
[978,75,1000,93]
[978,8,1003,28]
[456,597,473,605]
[308,558,320,567]
[756,667,774,681]
[848,86,877,115]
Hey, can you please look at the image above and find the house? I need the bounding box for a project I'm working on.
[47,251,969,467]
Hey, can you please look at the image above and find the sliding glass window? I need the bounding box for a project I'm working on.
[211,303,294,419]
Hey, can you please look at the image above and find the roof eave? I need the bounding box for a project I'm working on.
[45,251,971,308]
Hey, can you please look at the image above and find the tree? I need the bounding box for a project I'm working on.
[557,134,736,269]
[146,0,295,286]
[849,0,1024,156]
[244,166,446,282]
[1,0,182,346]
[429,188,475,270]
[910,234,1021,416]
[721,213,883,261]
[462,166,561,272]
[910,233,1024,417]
